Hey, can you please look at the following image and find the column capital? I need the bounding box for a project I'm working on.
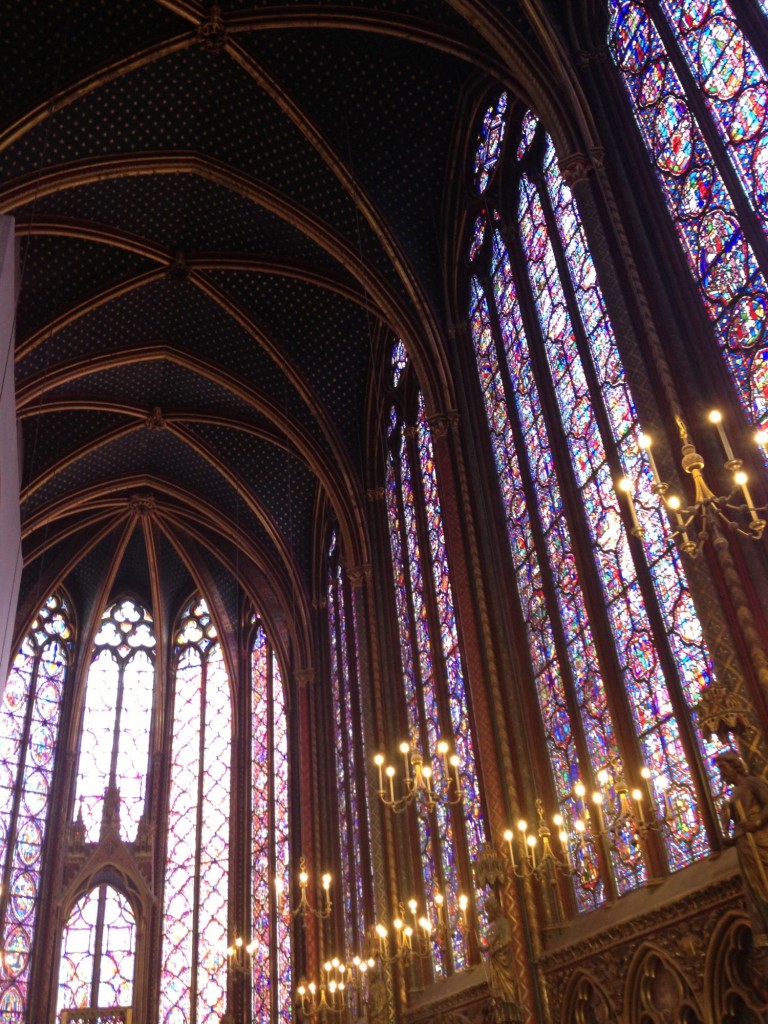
[346,564,372,588]
[296,667,314,688]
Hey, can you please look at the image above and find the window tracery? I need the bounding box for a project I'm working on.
[385,347,485,971]
[251,621,292,1024]
[0,594,71,1021]
[608,0,768,434]
[160,597,231,1024]
[74,598,155,843]
[56,884,136,1015]
[467,96,723,907]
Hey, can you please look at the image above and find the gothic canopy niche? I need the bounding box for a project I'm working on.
[0,1,531,663]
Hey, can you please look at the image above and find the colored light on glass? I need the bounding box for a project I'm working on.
[474,92,509,193]
[608,0,768,433]
[0,595,70,1020]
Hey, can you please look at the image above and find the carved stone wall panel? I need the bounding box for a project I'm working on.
[538,872,765,1023]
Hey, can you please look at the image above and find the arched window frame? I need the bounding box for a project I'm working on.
[159,596,232,1024]
[56,882,137,1016]
[74,596,156,844]
[383,345,485,975]
[324,528,373,960]
[250,617,292,1024]
[0,593,73,1021]
[465,93,727,912]
[606,0,768,437]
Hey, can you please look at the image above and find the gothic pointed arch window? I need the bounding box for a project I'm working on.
[160,597,231,1024]
[250,620,292,1024]
[466,94,724,910]
[325,529,373,959]
[56,884,136,1016]
[384,344,486,974]
[0,594,72,1021]
[74,598,156,843]
[607,1,768,435]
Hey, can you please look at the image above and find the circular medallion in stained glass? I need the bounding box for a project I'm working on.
[16,820,42,866]
[728,293,766,348]
[680,0,711,31]
[28,723,55,767]
[473,93,508,194]
[611,2,650,73]
[653,96,693,176]
[10,871,36,923]
[517,110,539,159]
[751,135,768,208]
[679,167,712,218]
[34,678,61,721]
[699,17,745,102]
[639,60,666,109]
[750,348,768,427]
[469,215,486,262]
[22,772,48,816]
[698,210,748,302]
[3,926,30,977]
[729,85,768,143]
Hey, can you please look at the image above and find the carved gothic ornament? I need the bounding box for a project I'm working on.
[404,974,491,1024]
[541,871,767,1023]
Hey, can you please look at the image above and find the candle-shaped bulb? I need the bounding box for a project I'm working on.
[393,918,403,930]
[667,495,681,510]
[309,982,316,996]
[459,893,468,911]
[275,876,284,895]
[375,923,387,939]
[618,477,632,493]
[235,936,243,948]
[597,768,610,786]
[374,753,384,766]
[332,958,340,969]
[559,830,568,844]
[322,873,331,890]
[299,870,308,886]
[437,740,449,755]
[324,961,332,974]
[385,765,395,778]
[709,409,722,423]
[517,819,528,833]
[527,834,537,848]
[631,788,642,801]
[552,813,563,827]
[735,470,748,486]
[574,781,586,798]
[408,898,418,915]
[422,765,432,779]
[592,791,604,805]
[434,892,444,906]
[503,828,513,842]
[399,741,409,754]
[298,984,306,997]
[227,946,235,957]
[638,433,652,449]
[449,754,460,768]
[640,766,651,780]
[574,819,586,834]
[756,429,768,445]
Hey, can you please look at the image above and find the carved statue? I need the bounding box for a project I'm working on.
[365,966,388,1024]
[483,895,521,1023]
[717,752,768,955]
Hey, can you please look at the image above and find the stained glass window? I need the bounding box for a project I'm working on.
[468,97,723,906]
[608,0,768,433]
[57,885,135,1015]
[74,599,155,843]
[160,598,231,1024]
[251,622,292,1024]
[326,532,372,960]
[474,91,509,193]
[385,346,486,971]
[0,594,71,1021]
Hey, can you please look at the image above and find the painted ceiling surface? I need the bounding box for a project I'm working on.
[1,1,522,652]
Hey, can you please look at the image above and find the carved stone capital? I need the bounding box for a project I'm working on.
[346,564,372,588]
[558,152,593,187]
[296,667,314,688]
[366,487,386,502]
